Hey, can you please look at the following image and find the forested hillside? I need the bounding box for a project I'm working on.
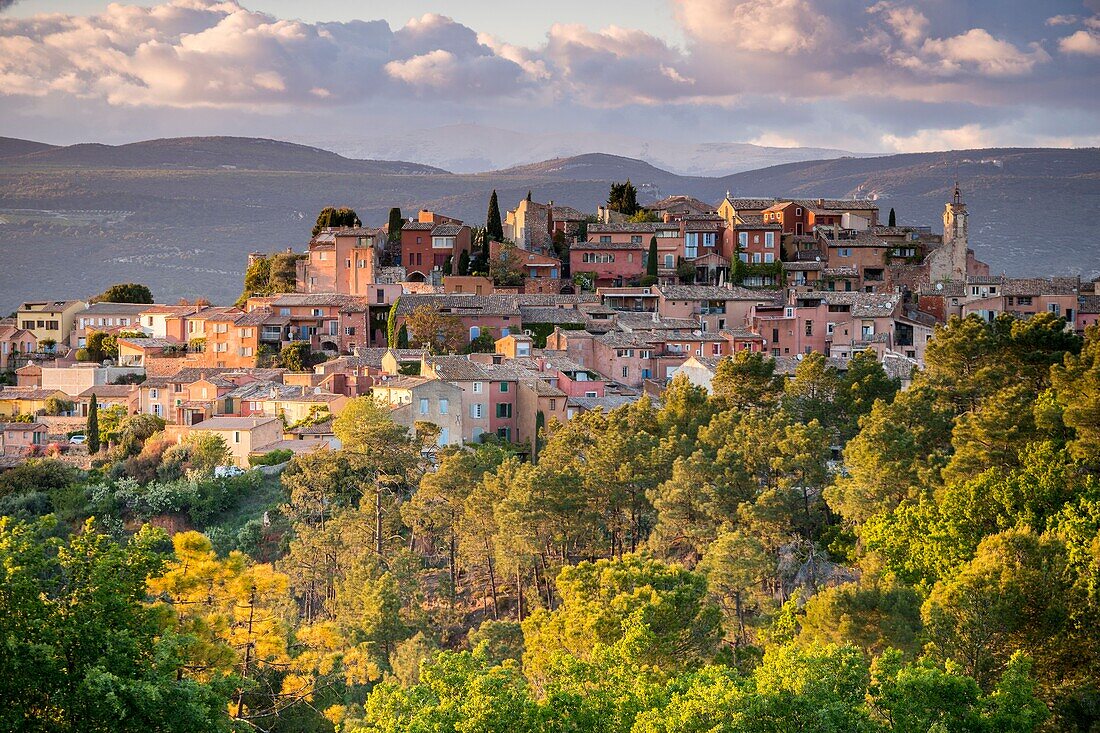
[2,314,1099,732]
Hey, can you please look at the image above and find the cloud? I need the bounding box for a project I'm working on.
[1059,15,1100,56]
[674,0,829,53]
[868,2,929,47]
[914,29,1051,76]
[0,1,534,107]
[542,23,695,103]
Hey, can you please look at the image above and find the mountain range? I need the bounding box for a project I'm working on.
[0,135,1097,312]
[298,123,865,176]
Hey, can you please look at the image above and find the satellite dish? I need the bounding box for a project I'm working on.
[935,282,944,291]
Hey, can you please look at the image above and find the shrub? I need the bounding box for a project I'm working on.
[249,449,294,467]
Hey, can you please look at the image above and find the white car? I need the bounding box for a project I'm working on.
[214,465,245,478]
[69,434,87,445]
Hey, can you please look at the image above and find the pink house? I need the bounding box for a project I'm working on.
[0,324,37,371]
[0,421,48,456]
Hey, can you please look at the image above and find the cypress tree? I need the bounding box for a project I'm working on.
[443,255,453,276]
[86,393,100,454]
[486,190,504,243]
[458,250,471,276]
[526,190,533,202]
[888,208,897,227]
[398,324,409,349]
[387,298,400,348]
[387,207,404,242]
[647,236,659,277]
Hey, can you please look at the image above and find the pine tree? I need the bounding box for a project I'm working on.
[647,236,659,277]
[486,190,504,243]
[889,208,897,227]
[86,393,100,453]
[387,207,404,242]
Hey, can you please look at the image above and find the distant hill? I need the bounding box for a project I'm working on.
[0,137,58,159]
[1,136,447,175]
[0,137,1096,311]
[311,123,864,176]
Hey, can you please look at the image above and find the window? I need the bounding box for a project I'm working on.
[358,259,367,268]
[764,253,774,263]
[344,327,356,336]
[432,236,456,249]
[419,398,429,415]
[497,427,510,440]
[826,322,835,335]
[664,254,674,269]
[150,388,159,399]
[549,399,556,410]
[838,248,851,257]
[585,391,598,397]
[496,403,512,418]
[739,253,748,263]
[499,382,509,393]
[1016,296,1033,306]
[1048,303,1061,316]
[621,366,629,378]
[752,253,762,263]
[685,232,699,258]
[469,326,481,340]
[738,232,748,247]
[765,232,775,248]
[795,207,802,216]
[631,235,642,244]
[345,259,352,268]
[312,308,323,317]
[805,320,813,336]
[471,403,484,419]
[439,398,448,415]
[280,307,291,316]
[600,235,612,244]
[439,427,449,444]
[472,381,483,394]
[152,404,162,417]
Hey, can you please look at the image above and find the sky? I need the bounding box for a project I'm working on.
[1,0,1099,154]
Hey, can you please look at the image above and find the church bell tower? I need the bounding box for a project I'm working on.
[941,181,968,280]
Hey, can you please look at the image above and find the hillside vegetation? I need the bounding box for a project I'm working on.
[2,314,1099,731]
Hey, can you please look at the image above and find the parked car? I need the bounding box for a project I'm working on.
[214,465,245,478]
[69,434,87,445]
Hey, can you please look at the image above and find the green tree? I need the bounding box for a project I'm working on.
[279,341,312,371]
[0,519,230,732]
[91,282,154,304]
[838,348,900,440]
[486,190,504,243]
[457,249,471,276]
[798,574,923,656]
[608,180,640,216]
[387,207,404,242]
[888,207,896,227]
[521,556,721,689]
[313,206,361,236]
[781,351,841,432]
[826,386,954,525]
[922,528,1076,689]
[86,393,100,453]
[405,304,464,353]
[711,350,783,412]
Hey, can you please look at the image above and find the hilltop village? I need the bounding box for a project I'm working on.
[0,184,1092,462]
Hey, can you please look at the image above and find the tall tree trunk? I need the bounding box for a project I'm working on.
[516,566,524,622]
[487,552,499,619]
[375,487,384,557]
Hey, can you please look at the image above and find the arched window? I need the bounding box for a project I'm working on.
[470,326,481,340]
